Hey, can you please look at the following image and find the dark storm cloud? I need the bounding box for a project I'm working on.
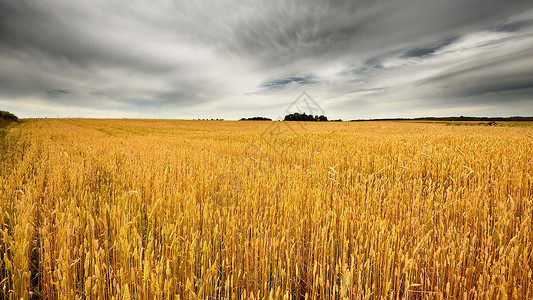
[421,48,533,100]
[0,0,532,118]
[208,0,533,69]
[0,1,138,70]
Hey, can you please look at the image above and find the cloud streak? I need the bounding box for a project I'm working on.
[0,0,532,119]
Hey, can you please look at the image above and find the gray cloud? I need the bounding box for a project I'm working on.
[46,88,73,98]
[213,0,532,68]
[414,38,533,103]
[261,75,321,90]
[402,38,458,58]
[491,20,533,32]
[0,0,532,119]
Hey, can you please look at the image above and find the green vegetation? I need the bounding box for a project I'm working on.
[0,110,18,121]
[284,112,328,121]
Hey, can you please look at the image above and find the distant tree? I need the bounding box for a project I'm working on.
[284,112,328,121]
[0,110,18,121]
[240,117,272,121]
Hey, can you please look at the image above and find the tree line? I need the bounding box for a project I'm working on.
[0,110,18,121]
[284,112,328,121]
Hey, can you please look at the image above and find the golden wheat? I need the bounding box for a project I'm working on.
[0,119,532,299]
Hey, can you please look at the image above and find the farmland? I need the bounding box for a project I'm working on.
[1,119,532,299]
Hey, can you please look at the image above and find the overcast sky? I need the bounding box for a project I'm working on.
[1,0,533,119]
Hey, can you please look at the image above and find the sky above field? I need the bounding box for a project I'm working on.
[1,0,533,120]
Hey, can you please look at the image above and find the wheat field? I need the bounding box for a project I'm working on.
[1,119,532,299]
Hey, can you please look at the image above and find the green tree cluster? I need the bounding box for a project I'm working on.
[0,110,18,121]
[284,112,328,121]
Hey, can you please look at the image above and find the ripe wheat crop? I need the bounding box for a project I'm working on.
[1,119,532,299]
